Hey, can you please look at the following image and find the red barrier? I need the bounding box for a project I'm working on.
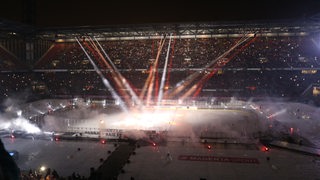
[178,155,259,164]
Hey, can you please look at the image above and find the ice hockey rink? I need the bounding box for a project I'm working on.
[3,134,320,179]
[2,99,320,179]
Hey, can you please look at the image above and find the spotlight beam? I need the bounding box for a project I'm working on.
[146,36,166,106]
[164,35,176,99]
[84,37,131,106]
[158,34,173,105]
[191,35,258,98]
[139,37,166,100]
[75,37,128,112]
[93,37,143,108]
[166,33,254,99]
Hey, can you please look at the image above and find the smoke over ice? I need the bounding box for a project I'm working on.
[0,98,41,133]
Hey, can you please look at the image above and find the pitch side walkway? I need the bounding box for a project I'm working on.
[269,140,320,156]
[90,143,136,180]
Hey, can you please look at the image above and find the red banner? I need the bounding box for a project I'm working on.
[178,155,259,164]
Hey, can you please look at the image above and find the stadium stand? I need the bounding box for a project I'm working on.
[0,20,319,105]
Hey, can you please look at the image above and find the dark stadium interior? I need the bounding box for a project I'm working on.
[1,1,320,27]
[0,1,320,180]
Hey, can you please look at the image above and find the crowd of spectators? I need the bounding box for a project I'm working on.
[0,73,35,99]
[0,35,320,103]
[34,36,320,69]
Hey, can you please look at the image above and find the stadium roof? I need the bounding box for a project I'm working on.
[1,0,320,28]
[0,18,34,36]
[1,17,319,41]
[34,19,320,41]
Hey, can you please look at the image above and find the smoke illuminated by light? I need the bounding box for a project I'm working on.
[0,116,41,133]
[17,110,22,117]
[115,111,175,130]
[267,109,287,119]
[55,104,267,142]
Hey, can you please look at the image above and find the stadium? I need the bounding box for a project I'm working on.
[1,3,320,179]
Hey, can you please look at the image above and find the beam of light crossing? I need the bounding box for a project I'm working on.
[139,37,165,100]
[75,37,128,112]
[164,35,176,99]
[92,37,143,108]
[191,35,258,98]
[158,34,173,105]
[166,34,254,99]
[146,36,166,106]
[84,37,132,105]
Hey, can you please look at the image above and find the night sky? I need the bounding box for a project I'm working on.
[0,0,320,27]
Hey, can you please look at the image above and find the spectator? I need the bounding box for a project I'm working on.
[0,139,20,180]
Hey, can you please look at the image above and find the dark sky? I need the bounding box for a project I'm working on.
[1,0,320,27]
